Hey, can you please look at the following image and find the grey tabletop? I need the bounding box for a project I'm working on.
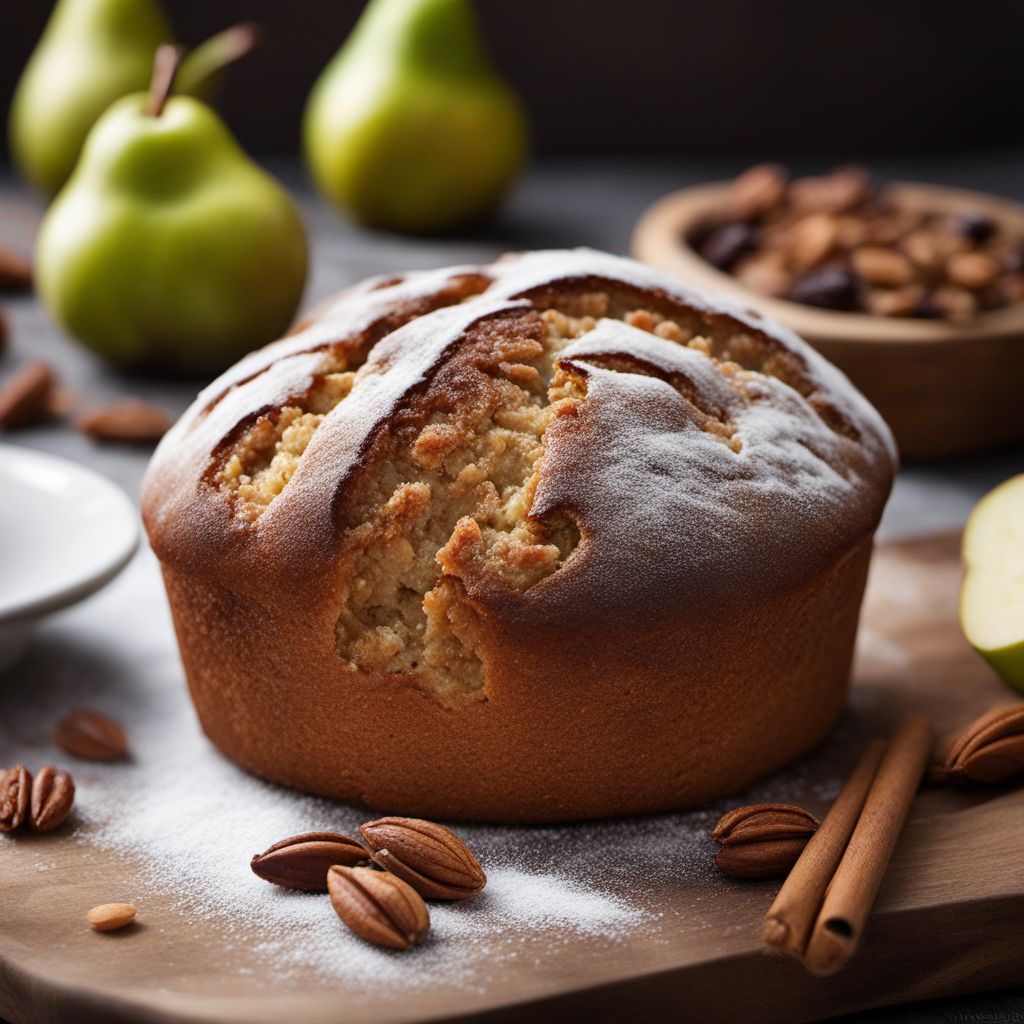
[2,156,1023,1024]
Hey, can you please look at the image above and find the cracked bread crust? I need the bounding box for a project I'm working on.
[142,249,896,822]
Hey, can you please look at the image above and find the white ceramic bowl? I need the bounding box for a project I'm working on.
[0,444,138,672]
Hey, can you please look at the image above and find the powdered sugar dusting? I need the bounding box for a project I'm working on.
[0,549,845,992]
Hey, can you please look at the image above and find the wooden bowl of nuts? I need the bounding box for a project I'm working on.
[632,165,1024,458]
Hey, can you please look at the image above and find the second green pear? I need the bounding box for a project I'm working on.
[36,94,308,374]
[304,0,527,233]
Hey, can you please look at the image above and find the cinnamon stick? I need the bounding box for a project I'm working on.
[763,737,886,958]
[803,713,933,976]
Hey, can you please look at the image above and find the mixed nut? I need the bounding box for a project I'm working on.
[252,815,486,949]
[692,164,1024,320]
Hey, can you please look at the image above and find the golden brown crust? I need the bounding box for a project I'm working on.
[142,249,896,822]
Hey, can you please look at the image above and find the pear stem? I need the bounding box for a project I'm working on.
[176,23,263,95]
[145,44,184,118]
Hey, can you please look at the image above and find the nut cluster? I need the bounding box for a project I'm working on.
[693,164,1024,320]
[0,763,75,833]
[251,816,486,950]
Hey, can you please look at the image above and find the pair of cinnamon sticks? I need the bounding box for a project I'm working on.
[763,714,933,976]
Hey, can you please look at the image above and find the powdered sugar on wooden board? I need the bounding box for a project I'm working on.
[0,548,847,992]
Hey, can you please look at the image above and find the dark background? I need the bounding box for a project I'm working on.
[3,0,1024,162]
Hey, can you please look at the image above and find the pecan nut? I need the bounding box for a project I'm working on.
[29,764,75,832]
[0,362,56,429]
[933,704,1024,784]
[250,832,368,891]
[76,400,171,443]
[358,816,486,900]
[0,765,32,832]
[327,865,429,950]
[56,709,128,761]
[711,803,819,879]
[0,244,33,292]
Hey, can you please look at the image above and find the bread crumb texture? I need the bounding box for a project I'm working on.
[211,284,862,704]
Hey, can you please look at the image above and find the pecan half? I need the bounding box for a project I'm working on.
[250,832,368,891]
[0,765,31,832]
[358,816,486,900]
[76,400,171,444]
[0,244,33,292]
[711,803,819,880]
[0,361,56,429]
[56,709,128,762]
[933,704,1024,784]
[29,765,75,832]
[327,865,429,950]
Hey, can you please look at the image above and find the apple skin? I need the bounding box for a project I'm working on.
[959,473,1024,694]
[36,94,308,375]
[303,0,527,234]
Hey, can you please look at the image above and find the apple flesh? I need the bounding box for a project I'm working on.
[960,474,1024,692]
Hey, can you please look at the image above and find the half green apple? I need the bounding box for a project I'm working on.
[960,474,1024,693]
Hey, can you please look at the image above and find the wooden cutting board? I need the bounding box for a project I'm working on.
[1,533,1022,1024]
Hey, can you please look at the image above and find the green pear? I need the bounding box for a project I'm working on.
[9,0,171,199]
[303,0,527,233]
[36,56,308,374]
[960,474,1024,693]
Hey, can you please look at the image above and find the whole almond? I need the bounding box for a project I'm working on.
[251,832,368,891]
[87,903,137,932]
[851,247,916,287]
[327,865,429,950]
[947,251,1000,290]
[0,361,56,429]
[0,765,32,832]
[29,764,75,832]
[711,803,819,880]
[56,709,128,762]
[933,704,1024,785]
[789,213,838,270]
[76,400,171,444]
[359,817,486,900]
[0,244,33,292]
[726,163,788,221]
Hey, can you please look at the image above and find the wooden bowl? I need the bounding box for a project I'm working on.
[632,181,1024,459]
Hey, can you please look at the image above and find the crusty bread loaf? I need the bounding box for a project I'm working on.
[142,249,896,822]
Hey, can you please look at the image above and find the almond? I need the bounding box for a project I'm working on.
[56,709,128,762]
[789,214,838,270]
[933,704,1024,784]
[29,764,75,832]
[359,816,486,900]
[0,361,56,429]
[947,251,1000,290]
[0,765,31,832]
[726,164,788,221]
[711,803,819,880]
[851,247,916,287]
[87,903,137,932]
[250,832,369,891]
[327,865,429,950]
[76,400,171,444]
